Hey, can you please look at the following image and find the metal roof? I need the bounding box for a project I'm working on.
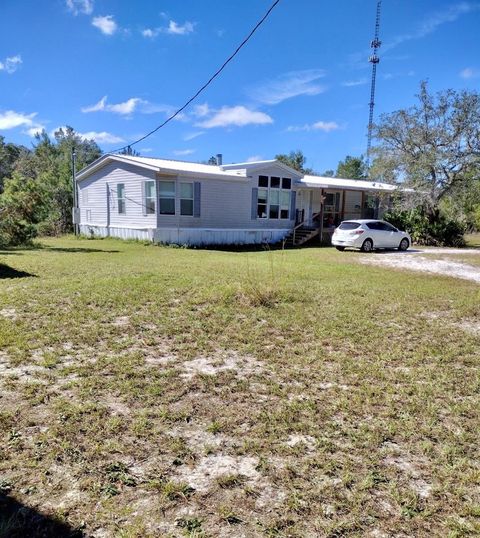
[76,154,405,193]
[301,175,398,192]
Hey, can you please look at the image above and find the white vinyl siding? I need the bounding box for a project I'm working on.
[77,162,296,232]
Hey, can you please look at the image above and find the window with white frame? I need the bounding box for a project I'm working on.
[257,175,291,219]
[82,189,89,204]
[158,181,175,215]
[144,180,156,214]
[117,183,126,214]
[86,209,92,222]
[180,182,194,216]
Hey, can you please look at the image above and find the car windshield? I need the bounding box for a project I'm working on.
[338,221,360,230]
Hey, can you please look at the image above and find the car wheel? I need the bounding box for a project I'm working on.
[335,246,345,251]
[398,238,409,251]
[361,238,374,252]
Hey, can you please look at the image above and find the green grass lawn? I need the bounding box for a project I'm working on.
[465,233,480,248]
[0,237,479,537]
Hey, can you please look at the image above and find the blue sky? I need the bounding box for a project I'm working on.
[1,0,479,171]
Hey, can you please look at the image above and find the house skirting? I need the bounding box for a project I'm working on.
[79,225,291,246]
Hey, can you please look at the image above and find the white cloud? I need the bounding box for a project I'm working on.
[0,55,22,74]
[286,121,340,133]
[173,149,196,156]
[92,15,117,35]
[384,2,480,52]
[81,95,108,113]
[141,19,195,39]
[142,28,157,38]
[82,96,143,115]
[0,110,37,130]
[139,147,153,153]
[460,67,480,79]
[246,155,263,162]
[183,131,206,141]
[166,20,195,35]
[249,69,326,105]
[66,0,93,15]
[108,98,142,115]
[81,96,184,120]
[80,131,125,144]
[192,103,210,117]
[197,106,273,129]
[342,78,368,87]
[26,125,45,137]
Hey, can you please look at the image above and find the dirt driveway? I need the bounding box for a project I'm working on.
[358,247,480,283]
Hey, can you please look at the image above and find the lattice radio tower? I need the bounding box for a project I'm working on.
[366,0,382,171]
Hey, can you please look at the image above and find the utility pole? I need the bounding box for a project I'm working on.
[366,0,382,172]
[71,147,78,236]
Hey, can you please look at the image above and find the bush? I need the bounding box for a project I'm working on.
[0,216,37,247]
[384,207,466,247]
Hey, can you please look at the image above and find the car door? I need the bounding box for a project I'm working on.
[379,222,399,247]
[365,222,382,246]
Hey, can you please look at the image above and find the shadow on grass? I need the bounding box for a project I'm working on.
[0,493,83,537]
[0,264,36,279]
[41,247,120,254]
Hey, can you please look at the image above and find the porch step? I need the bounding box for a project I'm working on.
[282,225,320,247]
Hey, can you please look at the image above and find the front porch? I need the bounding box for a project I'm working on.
[285,186,384,247]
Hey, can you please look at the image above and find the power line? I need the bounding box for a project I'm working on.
[111,0,281,154]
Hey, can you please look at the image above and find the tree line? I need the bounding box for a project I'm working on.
[0,82,479,246]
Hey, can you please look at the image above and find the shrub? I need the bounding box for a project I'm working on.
[384,207,466,247]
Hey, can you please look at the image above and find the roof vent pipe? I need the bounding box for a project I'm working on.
[216,153,223,166]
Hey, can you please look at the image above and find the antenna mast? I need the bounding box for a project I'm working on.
[366,0,382,171]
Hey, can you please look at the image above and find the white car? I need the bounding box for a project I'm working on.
[332,219,411,252]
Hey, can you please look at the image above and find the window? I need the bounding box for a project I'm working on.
[82,189,89,204]
[158,181,175,215]
[339,221,360,230]
[271,176,280,189]
[259,175,268,188]
[86,209,92,222]
[143,181,156,214]
[256,175,291,220]
[180,182,194,216]
[257,187,268,218]
[117,183,126,214]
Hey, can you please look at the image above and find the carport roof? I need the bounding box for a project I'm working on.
[300,175,398,192]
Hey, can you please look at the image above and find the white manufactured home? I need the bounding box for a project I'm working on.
[76,154,399,246]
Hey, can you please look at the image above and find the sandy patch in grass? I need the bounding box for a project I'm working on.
[0,353,45,382]
[170,423,230,451]
[174,454,260,493]
[112,316,130,327]
[383,442,432,498]
[285,434,316,451]
[0,307,18,320]
[180,351,264,380]
[421,311,480,336]
[361,254,480,283]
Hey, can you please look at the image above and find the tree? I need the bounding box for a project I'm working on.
[0,136,26,192]
[321,169,335,177]
[373,81,480,210]
[275,150,315,174]
[119,145,140,157]
[335,155,367,179]
[0,127,101,244]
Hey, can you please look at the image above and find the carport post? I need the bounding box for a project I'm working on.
[319,188,324,244]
